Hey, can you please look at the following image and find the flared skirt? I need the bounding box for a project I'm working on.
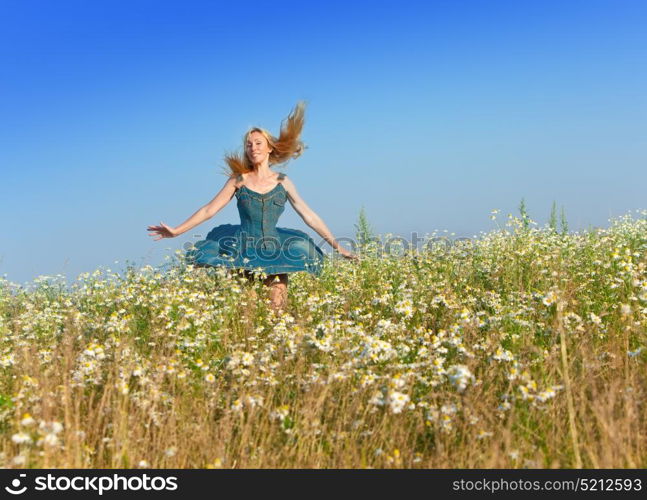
[185,224,325,276]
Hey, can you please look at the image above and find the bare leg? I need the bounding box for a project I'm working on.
[264,273,288,312]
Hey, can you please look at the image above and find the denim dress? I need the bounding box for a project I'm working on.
[185,173,325,276]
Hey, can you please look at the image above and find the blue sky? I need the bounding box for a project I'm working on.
[2,0,646,287]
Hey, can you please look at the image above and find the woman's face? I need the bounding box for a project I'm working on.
[246,131,272,164]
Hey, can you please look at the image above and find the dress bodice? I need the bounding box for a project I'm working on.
[186,171,324,275]
[235,173,287,249]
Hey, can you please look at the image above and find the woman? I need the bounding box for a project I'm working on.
[147,102,358,312]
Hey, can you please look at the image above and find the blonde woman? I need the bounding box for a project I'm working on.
[147,102,358,311]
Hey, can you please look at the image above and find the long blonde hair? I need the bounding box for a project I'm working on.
[223,102,306,177]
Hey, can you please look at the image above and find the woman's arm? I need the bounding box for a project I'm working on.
[148,177,238,240]
[281,176,358,259]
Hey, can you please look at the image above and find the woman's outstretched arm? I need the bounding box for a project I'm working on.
[147,177,238,240]
[281,176,358,261]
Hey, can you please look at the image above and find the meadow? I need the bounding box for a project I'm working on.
[1,209,645,468]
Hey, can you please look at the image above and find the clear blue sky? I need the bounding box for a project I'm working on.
[2,0,646,287]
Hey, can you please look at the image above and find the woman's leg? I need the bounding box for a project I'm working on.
[264,273,289,312]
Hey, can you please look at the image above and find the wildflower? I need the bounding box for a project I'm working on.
[519,384,535,401]
[369,391,385,407]
[38,421,63,435]
[492,347,514,362]
[440,414,454,433]
[542,291,558,307]
[245,395,263,409]
[590,312,602,325]
[394,299,414,318]
[11,432,32,444]
[20,414,36,427]
[462,414,476,425]
[498,400,512,411]
[387,391,410,414]
[535,387,557,402]
[328,371,347,382]
[507,366,519,381]
[270,405,290,422]
[42,433,60,447]
[0,354,15,367]
[207,458,224,469]
[204,373,216,383]
[446,364,474,392]
[360,373,377,387]
[620,304,631,316]
[241,352,254,366]
[389,374,407,390]
[375,318,395,336]
[477,430,493,440]
[359,336,397,362]
[440,403,458,415]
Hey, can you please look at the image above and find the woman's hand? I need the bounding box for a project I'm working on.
[338,248,360,262]
[147,222,178,240]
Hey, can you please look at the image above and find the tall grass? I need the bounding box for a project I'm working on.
[0,209,645,468]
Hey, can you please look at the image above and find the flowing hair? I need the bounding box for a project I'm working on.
[223,101,307,178]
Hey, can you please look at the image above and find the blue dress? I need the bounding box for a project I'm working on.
[185,173,325,276]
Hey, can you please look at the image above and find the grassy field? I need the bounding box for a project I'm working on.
[1,210,645,468]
